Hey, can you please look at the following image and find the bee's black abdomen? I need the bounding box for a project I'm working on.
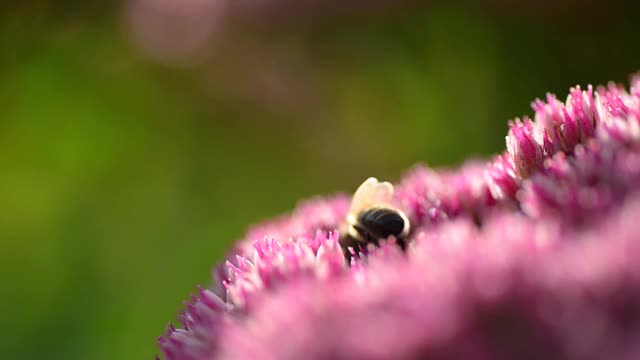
[356,208,405,240]
[340,207,409,262]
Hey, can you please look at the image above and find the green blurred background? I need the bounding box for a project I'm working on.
[1,1,638,359]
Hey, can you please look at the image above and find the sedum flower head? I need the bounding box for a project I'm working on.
[158,74,640,360]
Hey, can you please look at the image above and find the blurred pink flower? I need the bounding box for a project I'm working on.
[125,0,227,65]
[158,73,640,359]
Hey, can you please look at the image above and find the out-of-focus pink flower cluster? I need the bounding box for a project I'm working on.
[158,74,640,360]
[124,0,414,65]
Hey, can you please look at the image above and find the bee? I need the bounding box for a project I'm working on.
[340,177,410,259]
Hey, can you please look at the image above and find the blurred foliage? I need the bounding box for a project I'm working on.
[0,1,638,359]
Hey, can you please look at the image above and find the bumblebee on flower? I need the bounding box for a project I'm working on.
[339,177,411,260]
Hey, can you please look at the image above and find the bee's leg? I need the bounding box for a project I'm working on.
[396,237,407,251]
[339,235,361,263]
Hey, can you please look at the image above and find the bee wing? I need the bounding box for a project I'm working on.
[349,177,395,214]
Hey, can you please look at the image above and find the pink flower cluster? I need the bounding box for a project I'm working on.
[158,74,640,360]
